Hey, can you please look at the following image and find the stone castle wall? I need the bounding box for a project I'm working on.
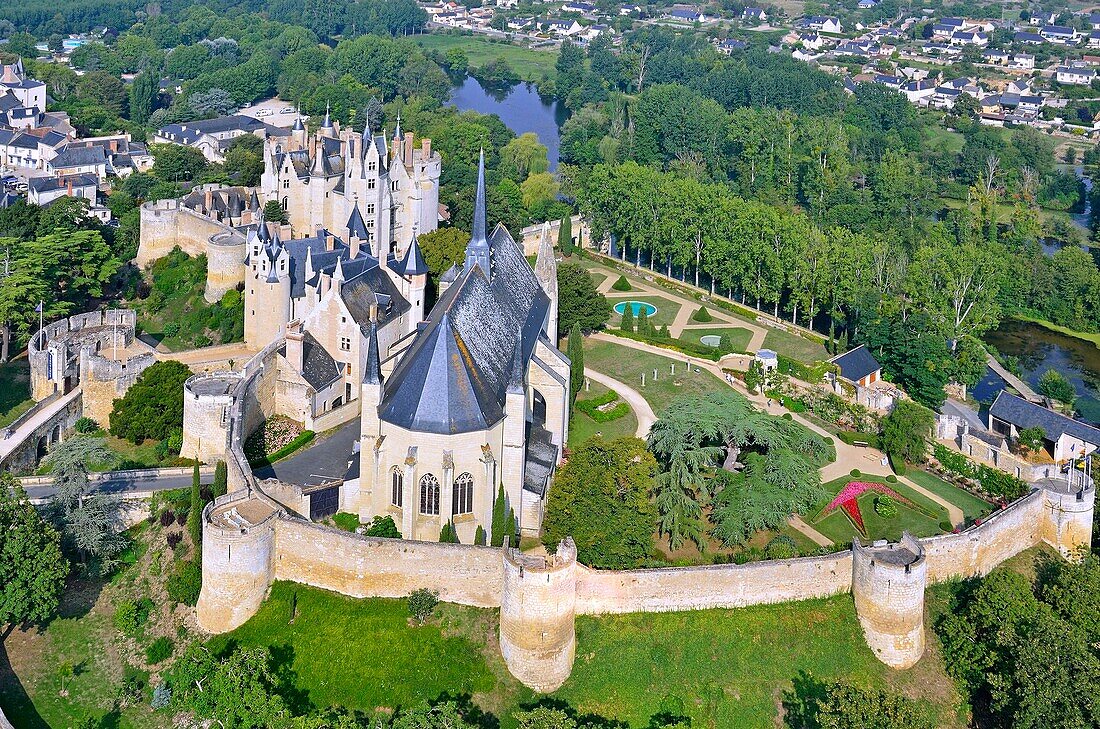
[79,349,156,428]
[29,309,136,401]
[138,200,245,303]
[574,551,853,615]
[851,535,927,669]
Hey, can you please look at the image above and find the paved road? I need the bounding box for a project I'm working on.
[253,420,359,486]
[585,367,656,438]
[25,471,212,500]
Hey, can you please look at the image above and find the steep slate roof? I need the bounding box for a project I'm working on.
[989,392,1100,446]
[300,331,340,390]
[378,223,549,435]
[829,344,881,383]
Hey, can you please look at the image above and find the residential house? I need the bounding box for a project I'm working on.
[827,344,898,411]
[857,0,878,8]
[27,173,97,208]
[742,7,767,22]
[798,32,827,50]
[561,1,595,14]
[901,79,937,104]
[988,392,1099,465]
[1040,25,1078,44]
[1030,11,1057,26]
[663,6,708,23]
[950,29,988,45]
[1014,31,1046,44]
[619,4,641,14]
[1089,30,1100,49]
[508,16,535,30]
[1056,65,1095,85]
[799,15,842,33]
[1009,53,1035,70]
[718,38,748,54]
[1091,12,1100,29]
[543,18,584,35]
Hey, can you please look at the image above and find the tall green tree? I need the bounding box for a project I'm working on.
[557,214,573,257]
[567,324,583,407]
[0,476,69,631]
[128,71,157,125]
[109,360,192,443]
[189,461,203,556]
[557,262,610,333]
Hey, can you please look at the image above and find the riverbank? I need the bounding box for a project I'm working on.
[1011,313,1100,349]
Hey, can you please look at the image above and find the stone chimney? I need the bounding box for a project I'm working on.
[204,189,213,211]
[421,138,431,160]
[404,133,414,166]
[285,321,305,372]
[108,139,118,153]
[66,178,73,197]
[349,233,360,260]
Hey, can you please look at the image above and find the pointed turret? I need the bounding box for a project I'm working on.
[249,190,261,212]
[401,235,429,277]
[364,319,382,386]
[292,106,307,148]
[320,102,335,138]
[392,112,402,161]
[333,255,345,285]
[347,204,370,243]
[464,149,492,277]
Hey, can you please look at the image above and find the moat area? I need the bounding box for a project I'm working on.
[449,76,567,170]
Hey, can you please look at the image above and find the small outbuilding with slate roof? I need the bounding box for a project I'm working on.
[829,344,882,387]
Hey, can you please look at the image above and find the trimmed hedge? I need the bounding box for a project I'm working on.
[248,430,315,468]
[836,430,880,449]
[605,328,727,361]
[888,452,907,475]
[575,391,630,422]
[692,306,713,322]
[611,275,631,291]
[933,443,1029,501]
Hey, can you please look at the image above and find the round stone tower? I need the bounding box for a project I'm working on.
[851,533,927,669]
[499,538,578,692]
[196,493,279,633]
[205,231,247,303]
[1041,478,1096,559]
[181,372,242,464]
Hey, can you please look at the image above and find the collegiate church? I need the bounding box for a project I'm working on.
[143,109,568,539]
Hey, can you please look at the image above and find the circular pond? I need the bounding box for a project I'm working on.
[700,335,722,347]
[613,301,658,317]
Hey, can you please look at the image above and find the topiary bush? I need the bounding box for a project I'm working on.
[939,520,954,532]
[885,474,898,483]
[764,534,799,559]
[612,275,631,291]
[850,469,860,477]
[692,306,713,322]
[874,495,898,518]
[407,588,439,624]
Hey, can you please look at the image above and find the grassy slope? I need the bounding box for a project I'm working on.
[0,356,34,428]
[582,338,725,415]
[568,379,638,447]
[907,469,993,521]
[763,328,830,363]
[414,34,558,82]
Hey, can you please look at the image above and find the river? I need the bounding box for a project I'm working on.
[449,76,568,170]
[978,319,1100,424]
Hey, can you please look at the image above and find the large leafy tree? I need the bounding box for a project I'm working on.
[556,262,610,334]
[542,437,659,569]
[877,400,934,464]
[169,643,292,728]
[0,476,69,630]
[416,227,469,278]
[109,359,192,443]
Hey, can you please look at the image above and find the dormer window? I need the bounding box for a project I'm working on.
[368,160,376,172]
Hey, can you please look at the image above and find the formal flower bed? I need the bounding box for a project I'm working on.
[245,415,304,462]
[814,481,921,538]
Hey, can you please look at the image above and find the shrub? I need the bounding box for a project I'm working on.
[166,559,202,606]
[885,475,898,483]
[874,495,899,518]
[692,306,712,322]
[474,525,486,545]
[782,413,793,421]
[158,509,175,527]
[575,391,630,422]
[407,588,439,623]
[939,520,954,532]
[166,531,183,549]
[145,636,174,664]
[889,452,907,475]
[162,322,180,338]
[363,515,401,538]
[74,417,99,434]
[611,275,631,291]
[850,469,860,477]
[764,534,798,559]
[151,683,171,710]
[119,663,148,704]
[114,598,153,637]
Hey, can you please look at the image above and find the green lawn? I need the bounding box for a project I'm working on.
[568,380,638,448]
[763,328,830,364]
[608,295,682,328]
[0,356,34,428]
[809,476,950,544]
[679,326,754,353]
[907,469,993,521]
[414,34,559,81]
[582,338,725,415]
[226,582,523,717]
[559,596,958,728]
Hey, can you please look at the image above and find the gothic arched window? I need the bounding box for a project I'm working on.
[419,474,440,515]
[391,467,403,507]
[452,472,473,515]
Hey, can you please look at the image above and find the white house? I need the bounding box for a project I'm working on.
[1056,65,1095,85]
[1041,25,1078,44]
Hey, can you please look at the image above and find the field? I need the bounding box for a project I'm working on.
[679,326,754,352]
[762,327,830,363]
[414,33,559,82]
[0,355,34,427]
[582,338,725,414]
[568,379,638,447]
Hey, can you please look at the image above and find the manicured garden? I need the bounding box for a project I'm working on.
[568,380,637,447]
[607,294,678,328]
[681,325,754,352]
[582,339,725,413]
[906,469,992,521]
[809,476,950,544]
